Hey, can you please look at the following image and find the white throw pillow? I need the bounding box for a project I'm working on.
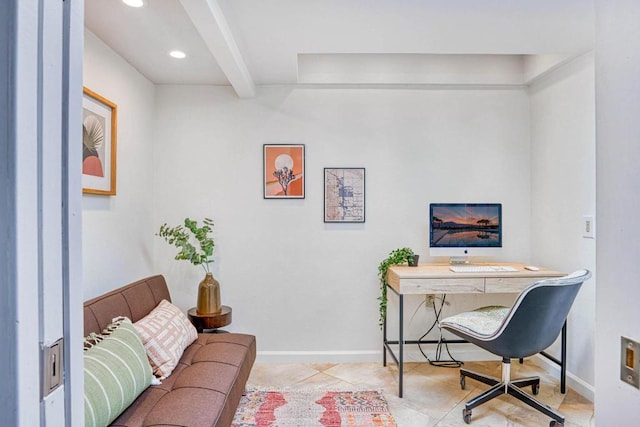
[133,299,198,378]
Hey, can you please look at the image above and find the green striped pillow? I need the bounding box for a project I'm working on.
[84,317,153,427]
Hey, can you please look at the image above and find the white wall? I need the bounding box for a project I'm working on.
[529,52,596,399]
[82,30,156,299]
[595,0,640,423]
[152,85,531,361]
[82,29,599,399]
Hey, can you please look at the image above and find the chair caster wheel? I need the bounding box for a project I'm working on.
[460,375,466,390]
[550,421,564,427]
[532,383,540,395]
[463,408,472,424]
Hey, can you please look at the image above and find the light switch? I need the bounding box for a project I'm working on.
[583,215,595,239]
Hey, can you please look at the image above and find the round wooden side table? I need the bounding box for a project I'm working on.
[188,305,232,333]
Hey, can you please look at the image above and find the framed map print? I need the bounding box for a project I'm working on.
[324,167,365,223]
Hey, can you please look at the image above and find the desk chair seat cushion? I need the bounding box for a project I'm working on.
[440,305,510,337]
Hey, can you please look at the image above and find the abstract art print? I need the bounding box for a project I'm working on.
[82,87,117,195]
[324,167,365,223]
[263,144,305,198]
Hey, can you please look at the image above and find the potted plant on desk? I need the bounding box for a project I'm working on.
[157,217,221,315]
[377,247,415,328]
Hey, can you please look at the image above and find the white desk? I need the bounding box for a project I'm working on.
[384,262,565,397]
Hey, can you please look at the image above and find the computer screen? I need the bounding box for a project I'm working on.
[429,203,502,260]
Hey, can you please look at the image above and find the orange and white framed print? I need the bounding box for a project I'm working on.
[263,144,305,199]
[82,87,117,195]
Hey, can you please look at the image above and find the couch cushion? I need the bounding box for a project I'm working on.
[110,332,256,427]
[143,388,228,426]
[191,333,258,366]
[84,317,153,427]
[84,275,171,337]
[134,300,198,378]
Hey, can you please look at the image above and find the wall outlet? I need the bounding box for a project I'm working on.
[621,337,640,388]
[583,215,595,238]
[425,295,435,308]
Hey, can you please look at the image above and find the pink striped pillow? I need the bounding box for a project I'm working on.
[133,299,198,378]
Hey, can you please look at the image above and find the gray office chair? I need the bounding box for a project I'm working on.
[439,270,591,427]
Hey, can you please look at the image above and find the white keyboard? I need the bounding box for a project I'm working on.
[450,265,519,273]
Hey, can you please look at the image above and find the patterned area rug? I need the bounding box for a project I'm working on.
[232,389,397,427]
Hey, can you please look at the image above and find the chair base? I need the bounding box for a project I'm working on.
[460,360,565,427]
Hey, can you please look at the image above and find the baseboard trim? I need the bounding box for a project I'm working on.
[532,354,594,402]
[257,350,382,363]
[256,345,496,364]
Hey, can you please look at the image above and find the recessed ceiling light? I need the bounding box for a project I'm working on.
[122,0,144,7]
[169,50,187,59]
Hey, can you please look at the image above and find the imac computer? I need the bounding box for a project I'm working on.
[429,203,502,264]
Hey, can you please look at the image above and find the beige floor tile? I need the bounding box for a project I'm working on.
[385,397,440,427]
[246,363,321,388]
[291,372,355,390]
[558,389,596,427]
[322,362,401,389]
[396,371,475,415]
[309,362,339,372]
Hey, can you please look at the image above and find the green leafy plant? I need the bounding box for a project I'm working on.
[378,247,415,328]
[157,218,215,273]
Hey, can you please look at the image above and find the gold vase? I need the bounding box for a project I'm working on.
[197,272,221,315]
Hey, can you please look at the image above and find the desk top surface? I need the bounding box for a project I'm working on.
[386,262,565,295]
[388,262,563,279]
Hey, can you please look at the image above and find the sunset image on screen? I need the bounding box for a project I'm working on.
[431,204,501,247]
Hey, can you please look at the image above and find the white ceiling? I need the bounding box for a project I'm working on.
[85,0,594,97]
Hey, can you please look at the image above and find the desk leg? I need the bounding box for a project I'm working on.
[399,294,404,398]
[561,320,567,394]
[539,319,568,394]
[383,297,387,367]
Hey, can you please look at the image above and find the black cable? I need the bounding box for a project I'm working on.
[417,294,464,368]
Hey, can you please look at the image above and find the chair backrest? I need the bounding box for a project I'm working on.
[488,270,591,359]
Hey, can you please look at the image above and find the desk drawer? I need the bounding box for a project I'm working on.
[485,277,543,293]
[400,278,484,294]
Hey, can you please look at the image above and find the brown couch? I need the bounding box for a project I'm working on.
[84,275,256,427]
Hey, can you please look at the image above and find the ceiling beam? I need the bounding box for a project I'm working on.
[180,0,255,98]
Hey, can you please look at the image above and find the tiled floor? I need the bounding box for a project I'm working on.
[246,358,595,426]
